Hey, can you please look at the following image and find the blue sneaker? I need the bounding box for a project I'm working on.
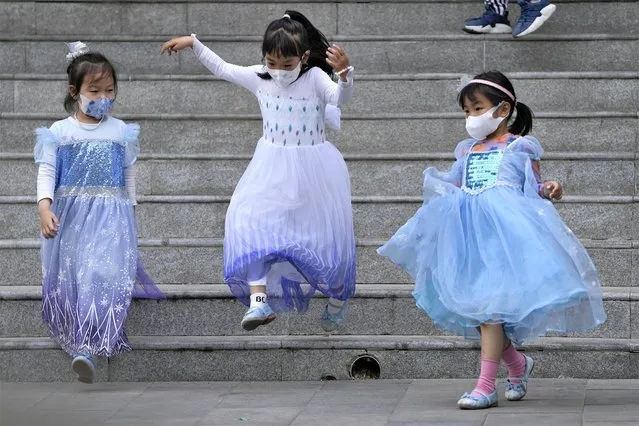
[513,0,556,37]
[464,7,512,34]
[505,354,535,401]
[241,305,276,331]
[72,354,96,384]
[321,299,350,332]
[457,389,499,409]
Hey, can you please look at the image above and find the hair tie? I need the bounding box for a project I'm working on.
[65,41,88,63]
[282,14,291,19]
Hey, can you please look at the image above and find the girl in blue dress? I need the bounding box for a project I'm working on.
[35,42,163,383]
[378,71,606,409]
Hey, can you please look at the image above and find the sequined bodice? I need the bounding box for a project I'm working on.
[258,89,326,147]
[461,140,528,194]
[56,139,126,192]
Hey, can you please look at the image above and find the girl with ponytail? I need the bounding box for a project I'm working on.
[378,70,606,409]
[161,11,356,332]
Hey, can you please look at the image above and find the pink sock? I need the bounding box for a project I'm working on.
[502,344,526,382]
[471,358,499,396]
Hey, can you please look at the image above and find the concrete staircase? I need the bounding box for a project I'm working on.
[1,0,638,381]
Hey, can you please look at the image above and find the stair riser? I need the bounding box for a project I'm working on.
[0,297,632,339]
[2,79,637,115]
[1,199,637,241]
[1,117,638,155]
[1,2,636,38]
[2,39,638,74]
[1,346,636,382]
[0,158,633,197]
[0,245,635,288]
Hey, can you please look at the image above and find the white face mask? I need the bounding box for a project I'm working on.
[465,103,506,140]
[266,61,302,88]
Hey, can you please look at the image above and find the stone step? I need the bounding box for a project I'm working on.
[1,113,638,155]
[2,36,638,74]
[0,155,634,197]
[0,285,634,340]
[1,74,637,114]
[2,195,638,240]
[1,1,635,38]
[0,236,635,288]
[1,335,638,381]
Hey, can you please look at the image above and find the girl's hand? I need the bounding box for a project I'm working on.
[543,181,563,201]
[326,44,350,81]
[160,36,194,55]
[38,200,60,239]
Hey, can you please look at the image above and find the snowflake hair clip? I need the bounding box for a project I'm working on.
[65,41,89,62]
[456,74,475,93]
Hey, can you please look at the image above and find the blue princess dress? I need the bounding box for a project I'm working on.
[34,117,163,357]
[378,134,606,344]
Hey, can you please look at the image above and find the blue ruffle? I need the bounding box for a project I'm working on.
[34,127,58,167]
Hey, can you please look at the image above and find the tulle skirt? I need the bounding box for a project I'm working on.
[224,139,356,312]
[378,185,606,344]
[40,190,163,357]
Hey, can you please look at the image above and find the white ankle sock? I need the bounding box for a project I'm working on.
[327,298,346,314]
[250,293,268,308]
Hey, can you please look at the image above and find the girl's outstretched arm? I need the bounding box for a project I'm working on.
[161,35,262,93]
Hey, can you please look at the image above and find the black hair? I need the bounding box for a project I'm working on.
[64,52,118,114]
[257,10,333,80]
[458,70,533,136]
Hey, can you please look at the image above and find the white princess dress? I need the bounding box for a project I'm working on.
[192,37,356,312]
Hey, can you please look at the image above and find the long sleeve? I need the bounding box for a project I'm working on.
[37,163,56,203]
[124,164,137,205]
[192,37,263,94]
[312,67,354,106]
[34,127,58,203]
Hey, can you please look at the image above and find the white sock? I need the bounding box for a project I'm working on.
[250,293,268,308]
[327,298,346,314]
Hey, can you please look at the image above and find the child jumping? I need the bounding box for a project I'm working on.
[161,10,356,332]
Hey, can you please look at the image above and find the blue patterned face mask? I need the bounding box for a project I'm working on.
[79,94,115,119]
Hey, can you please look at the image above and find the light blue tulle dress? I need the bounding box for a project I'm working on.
[378,134,606,344]
[35,117,163,357]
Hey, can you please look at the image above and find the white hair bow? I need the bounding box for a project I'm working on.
[456,74,475,92]
[65,41,89,62]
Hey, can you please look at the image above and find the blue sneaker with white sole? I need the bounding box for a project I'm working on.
[464,7,512,34]
[241,304,276,331]
[513,0,556,37]
[72,354,96,384]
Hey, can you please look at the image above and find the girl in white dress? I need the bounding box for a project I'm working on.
[161,10,356,332]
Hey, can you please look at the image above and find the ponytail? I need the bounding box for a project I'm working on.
[509,101,534,136]
[258,10,332,80]
[284,10,332,77]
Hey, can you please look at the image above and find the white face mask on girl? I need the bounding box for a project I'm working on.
[266,61,302,88]
[465,103,506,140]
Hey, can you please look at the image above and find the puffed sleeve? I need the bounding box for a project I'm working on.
[123,123,140,167]
[509,135,543,160]
[34,127,58,167]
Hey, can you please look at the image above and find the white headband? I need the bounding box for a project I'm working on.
[65,41,89,62]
